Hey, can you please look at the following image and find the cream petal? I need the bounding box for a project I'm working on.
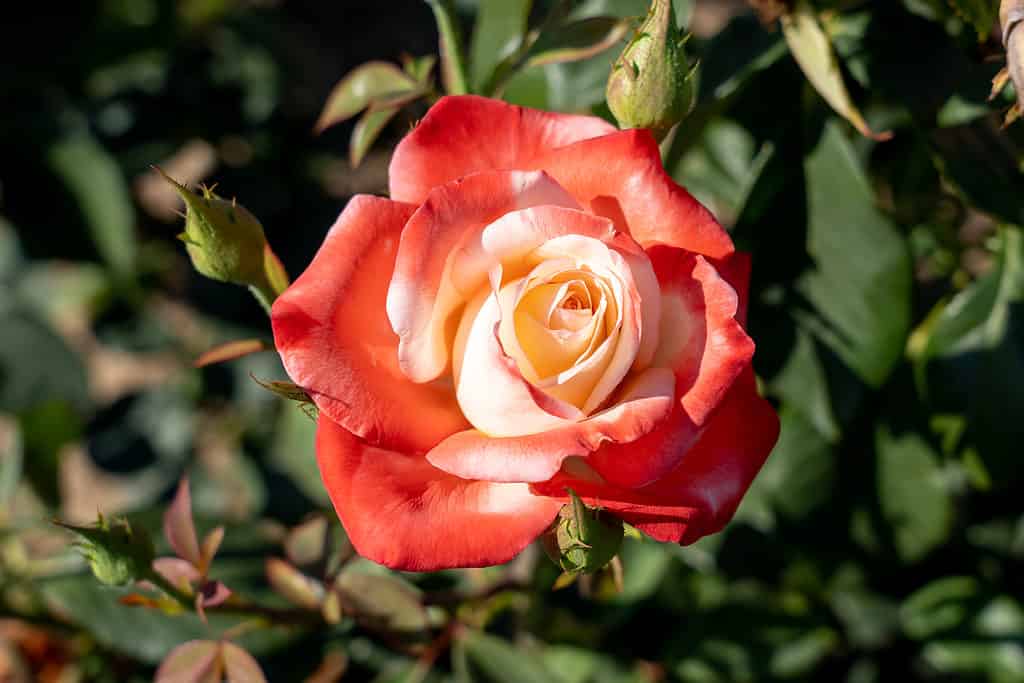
[455,282,582,437]
[387,171,580,384]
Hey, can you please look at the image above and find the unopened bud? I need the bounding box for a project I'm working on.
[542,490,624,574]
[156,168,288,310]
[58,514,155,587]
[606,0,697,140]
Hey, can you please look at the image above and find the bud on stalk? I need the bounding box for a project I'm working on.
[156,168,288,313]
[57,515,156,587]
[542,490,624,575]
[606,0,697,141]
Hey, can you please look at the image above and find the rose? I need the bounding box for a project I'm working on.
[271,96,779,571]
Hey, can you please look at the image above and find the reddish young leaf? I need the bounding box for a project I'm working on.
[199,526,225,576]
[153,557,201,592]
[164,478,202,568]
[221,642,268,683]
[194,340,269,368]
[154,640,222,683]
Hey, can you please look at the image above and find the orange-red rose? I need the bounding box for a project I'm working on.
[271,96,779,571]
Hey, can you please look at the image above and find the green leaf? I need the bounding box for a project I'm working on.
[947,0,997,40]
[916,227,1024,486]
[741,407,835,524]
[921,640,1024,683]
[333,564,429,635]
[0,307,89,415]
[537,0,645,112]
[829,589,900,650]
[349,104,402,168]
[670,119,775,227]
[17,262,110,326]
[268,401,326,506]
[458,630,559,683]
[314,62,418,134]
[0,418,21,507]
[900,576,981,640]
[770,628,840,678]
[402,54,438,85]
[427,0,471,95]
[40,575,297,664]
[930,121,1024,227]
[525,16,632,68]
[613,537,671,603]
[876,425,954,563]
[781,1,891,140]
[47,132,137,277]
[470,0,532,90]
[542,645,646,683]
[800,122,912,388]
[0,218,24,286]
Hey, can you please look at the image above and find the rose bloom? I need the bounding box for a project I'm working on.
[271,96,779,571]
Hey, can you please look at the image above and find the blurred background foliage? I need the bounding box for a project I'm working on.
[1,0,1023,681]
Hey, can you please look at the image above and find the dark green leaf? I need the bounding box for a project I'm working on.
[458,630,559,683]
[743,407,835,523]
[334,563,429,635]
[947,0,998,40]
[801,122,912,387]
[40,575,297,664]
[470,0,532,90]
[916,227,1024,486]
[46,133,136,277]
[900,576,981,640]
[0,308,89,415]
[930,122,1024,225]
[670,119,775,227]
[525,17,631,68]
[876,425,954,563]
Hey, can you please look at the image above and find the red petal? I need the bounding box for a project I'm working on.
[653,248,755,426]
[271,195,469,454]
[532,368,779,544]
[712,251,751,327]
[427,367,674,483]
[529,130,734,259]
[389,95,616,204]
[316,416,562,571]
[586,248,754,488]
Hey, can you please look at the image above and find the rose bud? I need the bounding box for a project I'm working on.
[57,515,155,587]
[156,168,287,311]
[606,0,696,140]
[542,490,624,574]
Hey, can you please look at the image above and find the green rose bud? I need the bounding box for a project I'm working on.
[58,515,155,587]
[542,490,624,575]
[156,167,288,312]
[606,0,697,141]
